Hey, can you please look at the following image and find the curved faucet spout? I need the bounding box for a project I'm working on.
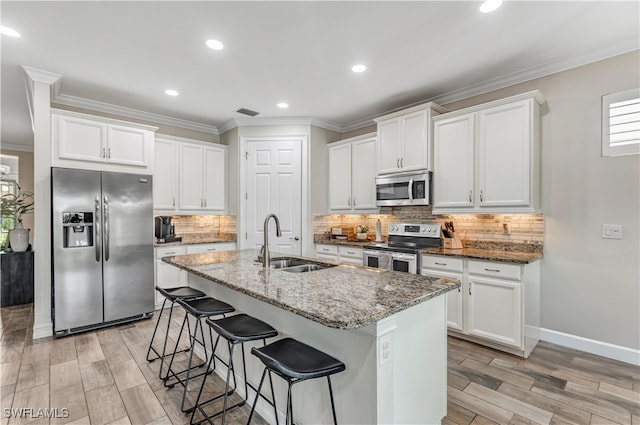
[261,213,282,267]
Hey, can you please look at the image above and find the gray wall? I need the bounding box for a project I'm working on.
[442,51,640,350]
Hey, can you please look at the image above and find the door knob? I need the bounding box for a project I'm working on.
[290,236,300,241]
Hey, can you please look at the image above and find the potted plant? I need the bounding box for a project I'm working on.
[1,190,34,251]
[355,225,369,240]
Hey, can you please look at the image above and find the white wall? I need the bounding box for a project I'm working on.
[443,51,640,351]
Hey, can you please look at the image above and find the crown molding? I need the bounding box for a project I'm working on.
[53,93,220,135]
[0,143,34,153]
[218,116,343,135]
[21,66,62,86]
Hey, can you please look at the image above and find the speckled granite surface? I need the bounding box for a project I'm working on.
[420,247,542,264]
[155,233,236,247]
[163,249,459,329]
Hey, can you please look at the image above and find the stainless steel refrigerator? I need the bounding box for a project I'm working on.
[52,167,154,335]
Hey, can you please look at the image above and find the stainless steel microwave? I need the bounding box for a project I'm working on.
[375,170,431,206]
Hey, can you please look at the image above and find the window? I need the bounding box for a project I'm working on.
[602,88,640,157]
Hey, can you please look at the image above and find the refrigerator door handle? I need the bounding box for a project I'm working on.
[104,195,110,261]
[95,196,101,262]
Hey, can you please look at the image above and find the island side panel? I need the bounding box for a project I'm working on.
[188,272,378,425]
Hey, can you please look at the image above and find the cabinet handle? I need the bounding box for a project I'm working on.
[107,147,111,159]
[204,199,207,207]
[200,199,203,207]
[322,248,330,252]
[469,190,473,203]
[397,158,400,168]
[347,251,355,255]
[400,158,403,168]
[173,197,175,207]
[480,190,484,203]
[348,198,351,207]
[469,287,472,295]
[484,268,500,273]
[458,287,461,293]
[207,248,216,252]
[101,148,106,158]
[435,262,447,266]
[165,251,176,255]
[352,197,356,207]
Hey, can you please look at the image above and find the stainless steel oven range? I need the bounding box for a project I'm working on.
[363,223,441,274]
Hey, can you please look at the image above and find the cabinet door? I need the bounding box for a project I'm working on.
[351,138,377,210]
[477,100,532,208]
[433,114,475,209]
[377,119,401,174]
[203,146,226,211]
[108,125,150,167]
[155,260,186,305]
[400,110,428,171]
[421,268,464,331]
[179,144,205,210]
[55,114,107,163]
[329,144,353,210]
[468,276,522,348]
[154,139,178,210]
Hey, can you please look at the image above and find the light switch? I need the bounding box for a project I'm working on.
[602,224,623,239]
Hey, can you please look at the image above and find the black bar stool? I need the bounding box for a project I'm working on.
[191,313,279,425]
[146,286,206,365]
[163,297,235,413]
[247,337,346,425]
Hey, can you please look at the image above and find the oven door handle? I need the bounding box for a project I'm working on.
[391,253,417,260]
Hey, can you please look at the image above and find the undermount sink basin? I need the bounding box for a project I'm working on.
[270,257,337,273]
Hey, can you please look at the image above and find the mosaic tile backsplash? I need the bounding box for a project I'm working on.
[314,206,543,252]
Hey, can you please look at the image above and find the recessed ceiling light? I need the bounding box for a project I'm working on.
[164,89,179,96]
[0,26,21,38]
[352,64,367,73]
[479,0,502,13]
[206,39,224,50]
[277,102,289,109]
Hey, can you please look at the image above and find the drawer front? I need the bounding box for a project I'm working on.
[468,260,521,281]
[316,244,338,256]
[155,246,186,259]
[338,246,363,260]
[422,255,464,272]
[186,243,236,254]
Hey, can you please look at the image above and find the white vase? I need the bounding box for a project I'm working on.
[9,222,29,252]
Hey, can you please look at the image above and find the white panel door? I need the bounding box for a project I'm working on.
[400,110,428,171]
[154,139,177,210]
[108,125,149,167]
[351,137,377,210]
[329,143,352,210]
[246,139,302,256]
[203,146,226,211]
[477,100,532,208]
[56,114,107,163]
[377,119,401,174]
[179,143,205,210]
[433,114,475,209]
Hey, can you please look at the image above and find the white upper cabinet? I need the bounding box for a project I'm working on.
[153,138,178,211]
[374,102,446,175]
[328,133,377,212]
[178,141,227,212]
[52,109,156,173]
[433,91,544,214]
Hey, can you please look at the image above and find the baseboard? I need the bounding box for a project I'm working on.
[33,322,53,339]
[539,327,640,366]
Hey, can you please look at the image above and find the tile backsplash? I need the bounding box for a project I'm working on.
[314,206,543,249]
[164,215,236,237]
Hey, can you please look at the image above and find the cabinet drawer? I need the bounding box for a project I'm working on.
[468,260,521,281]
[155,246,186,259]
[338,246,363,260]
[316,244,338,256]
[422,255,463,272]
[186,243,236,254]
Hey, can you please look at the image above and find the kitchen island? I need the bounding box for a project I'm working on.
[163,249,459,425]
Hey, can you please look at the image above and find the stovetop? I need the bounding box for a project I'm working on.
[363,223,441,253]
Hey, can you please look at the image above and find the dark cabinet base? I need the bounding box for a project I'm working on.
[1,251,34,307]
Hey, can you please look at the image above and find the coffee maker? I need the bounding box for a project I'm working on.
[154,216,181,243]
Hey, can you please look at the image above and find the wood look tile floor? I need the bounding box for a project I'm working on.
[1,304,638,425]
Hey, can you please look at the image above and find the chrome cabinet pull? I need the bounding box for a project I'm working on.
[348,198,351,207]
[469,287,471,295]
[107,147,111,159]
[165,251,176,255]
[101,148,106,158]
[469,190,472,203]
[352,197,356,207]
[458,287,461,293]
[480,190,484,203]
[95,196,101,262]
[172,197,175,207]
[400,158,403,168]
[435,262,447,266]
[484,268,500,273]
[397,158,400,168]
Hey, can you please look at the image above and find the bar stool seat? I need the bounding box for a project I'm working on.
[179,297,235,318]
[146,286,206,364]
[248,338,346,425]
[191,314,278,425]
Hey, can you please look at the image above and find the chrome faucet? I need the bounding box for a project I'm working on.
[260,213,282,267]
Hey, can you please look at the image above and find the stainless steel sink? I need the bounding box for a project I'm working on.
[270,257,337,273]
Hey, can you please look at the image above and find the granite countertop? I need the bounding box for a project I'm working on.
[420,247,542,264]
[162,249,460,329]
[155,233,236,247]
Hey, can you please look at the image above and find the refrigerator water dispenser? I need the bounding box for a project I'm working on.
[62,212,93,248]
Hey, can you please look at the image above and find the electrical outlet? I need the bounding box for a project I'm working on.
[379,334,392,365]
[602,224,622,239]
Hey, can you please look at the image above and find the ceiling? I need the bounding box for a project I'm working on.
[2,1,639,149]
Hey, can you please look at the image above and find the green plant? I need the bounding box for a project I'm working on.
[1,190,34,224]
[355,225,369,234]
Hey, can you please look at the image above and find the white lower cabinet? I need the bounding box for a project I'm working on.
[154,243,236,307]
[314,244,363,265]
[421,255,540,357]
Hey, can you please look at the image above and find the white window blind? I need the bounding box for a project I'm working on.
[602,88,640,157]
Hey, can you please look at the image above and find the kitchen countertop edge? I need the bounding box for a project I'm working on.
[420,247,543,264]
